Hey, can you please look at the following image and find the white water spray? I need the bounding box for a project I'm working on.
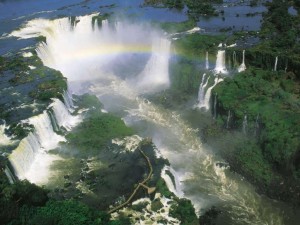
[274,56,278,71]
[205,51,209,69]
[197,50,228,111]
[136,37,171,93]
[8,96,79,184]
[8,110,65,183]
[0,122,14,147]
[10,14,286,225]
[161,166,184,198]
[11,14,170,94]
[233,51,237,67]
[215,50,227,74]
[197,73,209,107]
[200,77,223,111]
[62,90,75,112]
[4,166,16,184]
[50,98,80,131]
[238,50,246,72]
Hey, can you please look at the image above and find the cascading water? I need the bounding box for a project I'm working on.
[13,14,169,92]
[101,19,109,30]
[9,133,43,180]
[0,122,14,147]
[161,166,184,198]
[274,56,278,71]
[198,50,228,110]
[136,37,171,93]
[215,50,227,74]
[197,73,209,107]
[50,98,80,131]
[4,166,16,184]
[9,110,65,183]
[48,110,59,132]
[201,77,223,111]
[63,90,75,112]
[27,111,65,149]
[10,14,289,225]
[205,51,209,69]
[233,51,237,67]
[238,50,246,72]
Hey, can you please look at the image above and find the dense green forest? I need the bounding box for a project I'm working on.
[2,0,300,224]
[213,0,300,203]
[148,0,300,206]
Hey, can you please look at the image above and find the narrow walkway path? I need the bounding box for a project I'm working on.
[108,143,154,214]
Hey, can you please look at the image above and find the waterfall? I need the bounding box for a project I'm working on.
[198,76,223,110]
[102,19,109,30]
[8,97,80,183]
[202,77,223,110]
[233,51,237,68]
[28,111,65,149]
[137,37,171,93]
[242,114,248,134]
[62,90,75,112]
[285,61,288,72]
[213,93,217,119]
[9,133,42,180]
[48,110,59,132]
[274,56,278,71]
[0,122,14,147]
[205,51,209,69]
[215,50,227,74]
[161,166,184,198]
[50,99,80,131]
[238,50,246,72]
[4,165,17,184]
[9,110,65,181]
[9,14,289,224]
[226,110,231,129]
[197,73,208,106]
[12,14,170,95]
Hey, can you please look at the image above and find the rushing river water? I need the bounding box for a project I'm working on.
[1,1,300,224]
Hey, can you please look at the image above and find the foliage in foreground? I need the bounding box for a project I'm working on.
[0,158,131,225]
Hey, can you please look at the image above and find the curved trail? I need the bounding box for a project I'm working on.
[11,14,293,224]
[108,141,154,214]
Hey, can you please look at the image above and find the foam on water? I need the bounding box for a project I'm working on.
[11,14,170,94]
[50,98,80,131]
[215,50,227,74]
[9,110,65,184]
[9,14,286,224]
[112,135,143,152]
[161,165,184,198]
[0,123,14,147]
[22,52,33,57]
